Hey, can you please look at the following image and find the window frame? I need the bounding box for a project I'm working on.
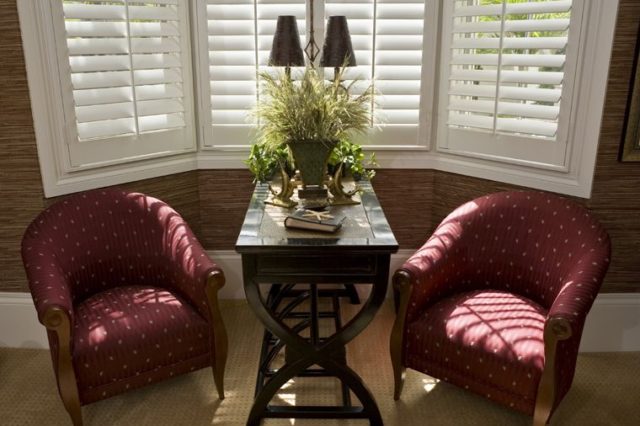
[18,0,198,197]
[426,0,618,198]
[18,0,619,199]
[51,0,198,169]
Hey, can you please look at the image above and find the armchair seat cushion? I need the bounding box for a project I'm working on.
[73,286,210,398]
[405,289,547,414]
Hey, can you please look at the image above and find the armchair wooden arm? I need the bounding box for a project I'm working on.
[390,269,413,400]
[533,316,572,426]
[205,269,228,400]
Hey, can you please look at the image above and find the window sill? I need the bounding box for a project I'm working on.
[42,154,197,198]
[195,147,593,199]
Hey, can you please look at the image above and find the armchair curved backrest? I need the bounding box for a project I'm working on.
[22,188,214,318]
[402,191,610,321]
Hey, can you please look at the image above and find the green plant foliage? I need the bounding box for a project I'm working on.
[254,66,373,151]
[245,142,292,183]
[329,139,377,181]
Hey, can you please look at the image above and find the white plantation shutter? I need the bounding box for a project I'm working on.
[324,0,426,146]
[202,0,306,148]
[55,0,195,167]
[324,1,374,89]
[438,0,584,166]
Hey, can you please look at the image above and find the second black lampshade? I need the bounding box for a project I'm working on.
[320,16,357,68]
[269,16,305,67]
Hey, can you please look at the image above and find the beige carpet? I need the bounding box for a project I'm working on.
[1,300,639,426]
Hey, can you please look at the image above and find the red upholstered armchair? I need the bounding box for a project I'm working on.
[21,188,228,426]
[390,191,611,425]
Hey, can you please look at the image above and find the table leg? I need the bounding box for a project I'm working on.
[243,267,388,425]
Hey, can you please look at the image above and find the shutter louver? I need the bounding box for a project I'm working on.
[207,0,257,129]
[63,0,187,141]
[205,0,305,146]
[374,0,425,128]
[324,0,425,138]
[445,0,574,140]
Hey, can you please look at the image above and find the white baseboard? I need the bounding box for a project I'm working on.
[0,292,48,349]
[579,293,640,352]
[2,250,639,352]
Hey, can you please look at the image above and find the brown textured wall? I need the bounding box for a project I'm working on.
[198,170,255,249]
[372,169,434,248]
[0,0,45,292]
[1,0,639,293]
[588,0,640,291]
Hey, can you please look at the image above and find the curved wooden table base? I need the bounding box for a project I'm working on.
[244,278,387,426]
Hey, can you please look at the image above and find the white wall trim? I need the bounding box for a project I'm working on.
[580,293,640,352]
[3,250,638,352]
[0,292,47,349]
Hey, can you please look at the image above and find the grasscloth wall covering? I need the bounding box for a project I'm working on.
[0,0,638,293]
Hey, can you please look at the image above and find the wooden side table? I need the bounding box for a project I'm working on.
[236,181,398,425]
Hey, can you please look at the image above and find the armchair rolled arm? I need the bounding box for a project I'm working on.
[161,218,225,320]
[399,227,468,324]
[21,245,74,326]
[537,248,610,419]
[548,250,611,328]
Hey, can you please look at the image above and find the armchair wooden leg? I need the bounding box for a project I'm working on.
[392,364,406,401]
[206,269,229,400]
[60,391,83,426]
[390,270,412,401]
[533,402,552,426]
[212,355,227,400]
[44,307,83,426]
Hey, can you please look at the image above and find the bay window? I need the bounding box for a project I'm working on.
[18,0,619,197]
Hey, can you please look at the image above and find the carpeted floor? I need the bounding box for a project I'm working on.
[1,300,639,425]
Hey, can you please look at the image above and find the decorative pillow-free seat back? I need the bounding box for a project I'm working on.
[23,188,197,305]
[403,191,610,320]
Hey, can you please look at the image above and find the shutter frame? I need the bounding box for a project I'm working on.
[437,0,585,168]
[52,0,196,168]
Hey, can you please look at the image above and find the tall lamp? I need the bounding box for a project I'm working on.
[320,16,357,78]
[269,1,357,74]
[269,15,305,78]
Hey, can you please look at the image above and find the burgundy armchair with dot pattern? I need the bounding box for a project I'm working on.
[390,191,611,426]
[22,188,228,426]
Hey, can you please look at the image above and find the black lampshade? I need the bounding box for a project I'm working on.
[269,16,305,67]
[320,16,357,68]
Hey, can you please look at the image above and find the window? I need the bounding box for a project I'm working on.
[437,0,582,168]
[197,0,306,149]
[44,0,196,170]
[18,0,619,197]
[200,0,427,149]
[323,0,427,146]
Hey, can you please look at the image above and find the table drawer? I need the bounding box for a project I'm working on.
[255,254,377,276]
